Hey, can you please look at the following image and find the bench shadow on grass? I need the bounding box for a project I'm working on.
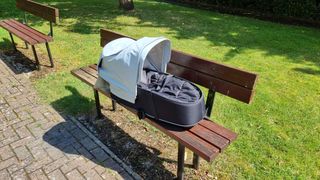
[292,67,320,76]
[0,37,55,73]
[0,38,38,74]
[0,38,13,50]
[46,86,176,179]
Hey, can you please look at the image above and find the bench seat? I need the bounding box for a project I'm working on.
[0,19,52,45]
[71,64,238,162]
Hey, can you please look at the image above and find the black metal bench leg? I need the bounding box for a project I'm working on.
[177,143,185,180]
[45,42,54,67]
[9,33,17,51]
[192,153,200,169]
[94,89,102,119]
[31,45,40,70]
[112,100,117,111]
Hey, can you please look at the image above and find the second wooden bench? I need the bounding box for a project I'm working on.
[0,0,59,69]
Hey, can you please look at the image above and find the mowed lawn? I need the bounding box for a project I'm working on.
[1,0,320,179]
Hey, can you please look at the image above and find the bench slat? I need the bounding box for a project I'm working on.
[0,21,38,45]
[8,19,52,42]
[199,120,237,142]
[100,29,130,47]
[189,125,229,152]
[90,64,98,70]
[81,66,98,78]
[71,65,238,162]
[170,50,257,89]
[16,0,59,23]
[2,20,47,44]
[4,20,42,44]
[71,69,97,86]
[143,118,220,161]
[168,63,255,103]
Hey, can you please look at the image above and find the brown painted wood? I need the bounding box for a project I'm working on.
[170,50,257,89]
[81,66,98,78]
[90,64,98,70]
[167,63,255,103]
[189,125,229,152]
[0,20,37,45]
[99,29,258,104]
[71,69,97,86]
[3,20,47,44]
[0,19,51,45]
[100,29,130,47]
[199,119,238,142]
[146,118,220,161]
[8,19,52,42]
[16,0,59,23]
[71,65,238,162]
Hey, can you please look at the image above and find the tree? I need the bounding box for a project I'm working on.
[119,0,134,11]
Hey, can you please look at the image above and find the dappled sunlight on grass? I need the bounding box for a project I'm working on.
[1,0,320,178]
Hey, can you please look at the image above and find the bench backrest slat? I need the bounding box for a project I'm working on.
[16,0,59,23]
[100,29,258,104]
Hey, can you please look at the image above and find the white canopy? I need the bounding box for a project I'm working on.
[97,37,171,103]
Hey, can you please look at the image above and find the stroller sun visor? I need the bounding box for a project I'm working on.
[98,37,171,103]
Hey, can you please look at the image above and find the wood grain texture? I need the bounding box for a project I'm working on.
[0,20,37,45]
[199,119,238,142]
[189,125,229,151]
[0,19,52,45]
[16,0,59,23]
[8,19,52,42]
[99,29,258,104]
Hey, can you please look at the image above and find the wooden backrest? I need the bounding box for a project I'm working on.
[16,0,59,23]
[100,29,258,104]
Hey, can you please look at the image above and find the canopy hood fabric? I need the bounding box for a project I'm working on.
[98,37,171,103]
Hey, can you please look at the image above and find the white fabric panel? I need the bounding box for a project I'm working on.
[98,36,171,103]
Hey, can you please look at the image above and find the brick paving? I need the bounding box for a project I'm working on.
[0,54,139,180]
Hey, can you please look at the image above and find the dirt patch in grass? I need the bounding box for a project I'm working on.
[76,104,215,179]
[0,47,61,80]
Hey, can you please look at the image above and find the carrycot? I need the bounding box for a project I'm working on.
[97,37,205,127]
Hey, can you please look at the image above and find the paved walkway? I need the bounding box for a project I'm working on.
[0,54,138,180]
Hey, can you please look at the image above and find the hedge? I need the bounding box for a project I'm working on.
[173,0,320,20]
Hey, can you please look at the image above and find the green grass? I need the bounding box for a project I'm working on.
[1,0,320,179]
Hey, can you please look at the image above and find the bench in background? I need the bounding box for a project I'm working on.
[72,29,258,179]
[0,0,59,69]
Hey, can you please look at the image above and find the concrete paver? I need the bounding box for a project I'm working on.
[0,53,137,180]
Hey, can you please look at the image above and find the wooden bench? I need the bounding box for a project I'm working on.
[71,29,258,179]
[0,0,59,69]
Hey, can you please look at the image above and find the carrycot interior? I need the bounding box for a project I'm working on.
[139,70,201,103]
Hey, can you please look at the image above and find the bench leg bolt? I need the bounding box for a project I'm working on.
[31,45,40,70]
[9,33,17,51]
[177,143,185,180]
[45,42,54,67]
[94,89,103,119]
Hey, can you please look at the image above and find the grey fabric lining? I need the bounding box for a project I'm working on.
[142,70,200,103]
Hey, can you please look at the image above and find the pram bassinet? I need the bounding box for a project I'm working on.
[97,37,205,127]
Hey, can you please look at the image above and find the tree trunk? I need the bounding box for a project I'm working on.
[119,0,134,11]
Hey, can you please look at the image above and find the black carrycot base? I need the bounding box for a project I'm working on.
[111,70,205,128]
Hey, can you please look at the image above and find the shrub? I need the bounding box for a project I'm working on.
[176,0,320,20]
